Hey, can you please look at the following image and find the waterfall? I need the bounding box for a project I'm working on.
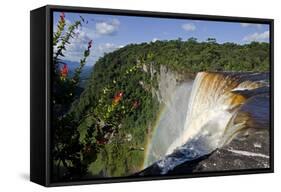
[144,82,193,167]
[167,72,246,154]
[144,71,269,173]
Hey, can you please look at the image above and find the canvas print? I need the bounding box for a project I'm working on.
[51,11,270,182]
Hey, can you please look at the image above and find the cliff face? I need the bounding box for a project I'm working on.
[156,65,179,104]
[144,63,193,105]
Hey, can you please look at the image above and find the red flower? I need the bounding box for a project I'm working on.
[60,12,65,22]
[113,91,123,104]
[60,64,68,78]
[88,40,93,49]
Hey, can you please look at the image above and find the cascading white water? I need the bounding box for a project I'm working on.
[144,82,193,167]
[166,72,249,155]
[145,72,269,174]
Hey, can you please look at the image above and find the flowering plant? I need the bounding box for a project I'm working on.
[52,13,95,180]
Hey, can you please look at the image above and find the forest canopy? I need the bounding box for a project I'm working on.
[97,38,269,74]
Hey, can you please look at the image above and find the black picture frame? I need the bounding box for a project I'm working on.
[30,4,274,187]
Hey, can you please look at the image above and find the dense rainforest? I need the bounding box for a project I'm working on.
[52,17,269,181]
[68,39,269,177]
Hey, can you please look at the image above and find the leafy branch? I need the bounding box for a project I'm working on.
[53,12,66,47]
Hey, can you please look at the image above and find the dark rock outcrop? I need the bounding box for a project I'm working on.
[191,126,270,172]
[137,125,269,176]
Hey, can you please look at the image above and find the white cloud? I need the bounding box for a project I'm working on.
[243,30,269,42]
[79,43,122,65]
[97,43,121,53]
[95,19,120,35]
[240,23,262,28]
[54,19,122,65]
[63,41,122,66]
[65,19,72,26]
[182,23,196,32]
[152,38,158,42]
[62,25,94,64]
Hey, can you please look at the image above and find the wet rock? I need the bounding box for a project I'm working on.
[195,126,269,171]
[167,126,270,174]
[137,125,270,176]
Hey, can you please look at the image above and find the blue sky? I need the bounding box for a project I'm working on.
[53,12,269,66]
